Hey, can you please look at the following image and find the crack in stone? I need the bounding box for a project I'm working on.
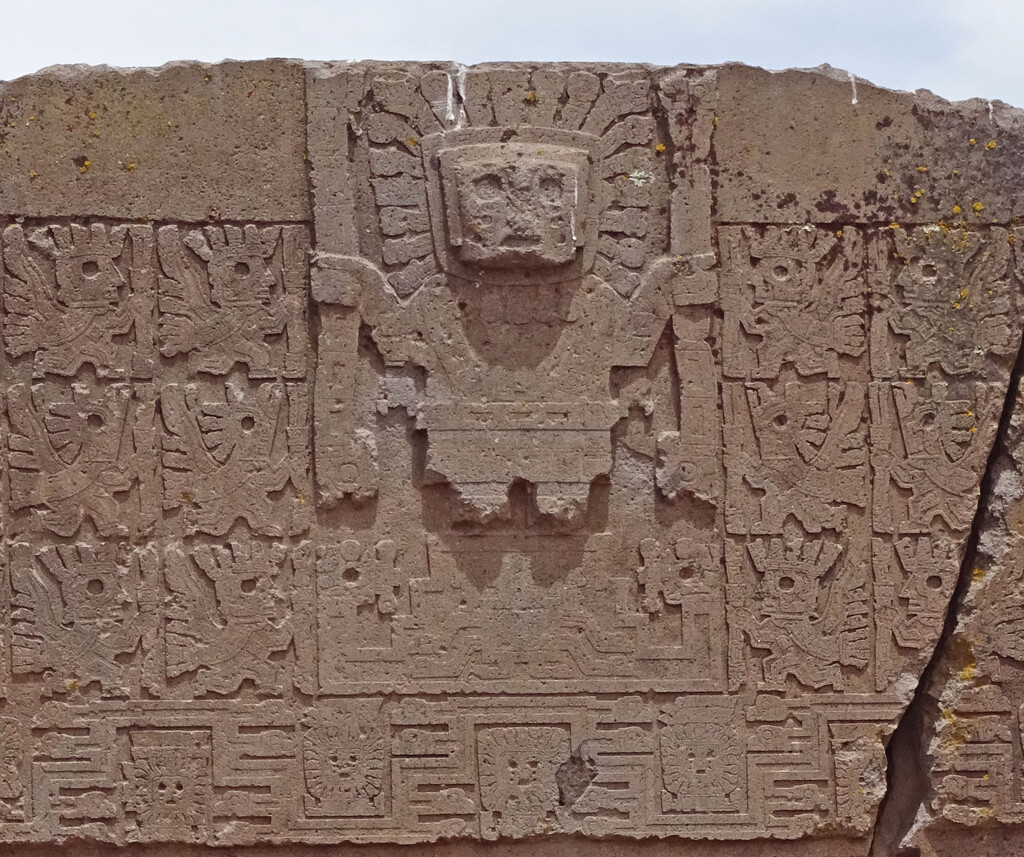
[870,330,1024,856]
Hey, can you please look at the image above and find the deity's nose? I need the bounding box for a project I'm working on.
[506,203,539,239]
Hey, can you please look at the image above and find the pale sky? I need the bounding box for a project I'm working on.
[1,0,1022,108]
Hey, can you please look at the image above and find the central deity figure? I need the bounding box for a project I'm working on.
[312,72,716,523]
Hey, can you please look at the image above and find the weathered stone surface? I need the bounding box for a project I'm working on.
[898,374,1024,854]
[0,58,1021,853]
[0,61,309,221]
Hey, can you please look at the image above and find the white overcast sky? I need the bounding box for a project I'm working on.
[0,0,1022,108]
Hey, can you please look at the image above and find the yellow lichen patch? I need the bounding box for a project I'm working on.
[969,138,977,146]
[918,165,928,173]
[88,110,97,120]
[835,229,843,238]
[952,204,962,215]
[655,142,666,153]
[972,567,985,581]
[959,662,976,681]
[28,170,38,179]
[525,91,536,102]
[986,140,997,150]
[79,159,91,173]
[406,137,418,147]
[889,222,900,230]
[973,201,984,213]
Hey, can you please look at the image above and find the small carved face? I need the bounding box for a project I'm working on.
[60,560,133,624]
[207,250,276,307]
[754,256,811,303]
[661,723,741,799]
[442,143,587,271]
[211,571,281,622]
[899,568,952,617]
[56,251,121,308]
[759,566,821,617]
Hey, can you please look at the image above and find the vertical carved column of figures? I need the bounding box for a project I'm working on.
[0,391,7,706]
[918,229,1024,828]
[869,226,1015,690]
[0,222,164,715]
[720,225,871,695]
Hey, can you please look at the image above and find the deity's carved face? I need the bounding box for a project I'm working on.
[443,144,585,270]
[436,141,589,280]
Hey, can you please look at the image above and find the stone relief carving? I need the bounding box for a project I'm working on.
[0,60,1020,851]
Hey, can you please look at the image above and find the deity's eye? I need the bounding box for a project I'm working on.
[81,259,101,278]
[472,174,503,201]
[234,261,251,277]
